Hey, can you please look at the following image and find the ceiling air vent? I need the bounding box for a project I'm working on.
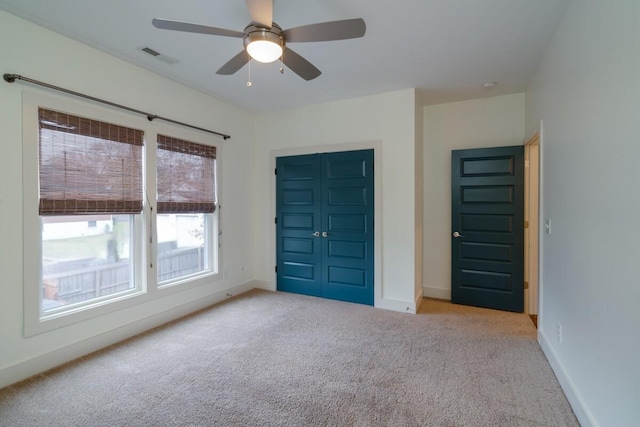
[142,47,161,56]
[138,46,179,65]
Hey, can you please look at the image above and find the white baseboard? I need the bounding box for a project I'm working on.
[254,279,419,314]
[0,281,256,389]
[251,279,275,291]
[538,329,597,427]
[423,286,451,300]
[376,297,417,314]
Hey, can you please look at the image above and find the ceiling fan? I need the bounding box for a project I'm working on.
[152,0,366,81]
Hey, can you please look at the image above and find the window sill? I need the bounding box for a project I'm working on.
[25,288,147,337]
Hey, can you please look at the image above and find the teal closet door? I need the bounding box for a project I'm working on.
[277,149,374,305]
[276,154,323,297]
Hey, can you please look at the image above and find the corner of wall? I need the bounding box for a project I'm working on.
[251,279,275,292]
[0,281,257,389]
[423,286,451,301]
[414,287,424,310]
[538,329,597,427]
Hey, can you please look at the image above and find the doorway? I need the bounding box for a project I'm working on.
[524,134,540,316]
[276,149,375,305]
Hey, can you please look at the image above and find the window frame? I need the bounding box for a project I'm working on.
[39,214,141,317]
[23,92,221,337]
[156,212,217,287]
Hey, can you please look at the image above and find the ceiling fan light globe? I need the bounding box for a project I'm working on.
[247,40,282,63]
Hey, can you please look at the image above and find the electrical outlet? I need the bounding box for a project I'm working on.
[556,323,562,344]
[545,218,551,235]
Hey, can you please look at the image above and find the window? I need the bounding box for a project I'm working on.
[38,108,143,315]
[156,134,217,284]
[23,97,221,333]
[42,215,134,311]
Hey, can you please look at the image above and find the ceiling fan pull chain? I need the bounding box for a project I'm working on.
[247,59,253,87]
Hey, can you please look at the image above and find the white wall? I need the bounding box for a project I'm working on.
[252,89,420,311]
[422,93,526,299]
[0,11,255,387]
[526,1,640,425]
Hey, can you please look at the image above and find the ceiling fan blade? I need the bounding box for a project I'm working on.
[245,0,273,28]
[152,18,243,38]
[283,18,366,43]
[216,51,251,75]
[282,48,321,81]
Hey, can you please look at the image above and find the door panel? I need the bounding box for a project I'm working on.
[461,214,513,233]
[276,150,374,306]
[460,242,512,262]
[461,186,513,203]
[277,154,322,296]
[451,146,524,312]
[328,214,367,232]
[321,150,374,305]
[328,240,366,258]
[460,270,512,291]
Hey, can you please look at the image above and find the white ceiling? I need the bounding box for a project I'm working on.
[0,0,570,113]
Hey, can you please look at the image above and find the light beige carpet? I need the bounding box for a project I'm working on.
[0,290,578,426]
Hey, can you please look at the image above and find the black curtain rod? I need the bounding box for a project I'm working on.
[3,73,231,140]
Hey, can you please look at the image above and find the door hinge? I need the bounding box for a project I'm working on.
[525,220,529,229]
[274,168,277,175]
[274,217,277,224]
[524,281,529,289]
[275,266,278,273]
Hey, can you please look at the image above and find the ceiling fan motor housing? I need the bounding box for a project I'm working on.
[243,22,285,62]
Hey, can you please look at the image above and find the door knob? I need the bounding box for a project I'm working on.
[322,231,328,238]
[311,231,320,237]
[453,231,465,238]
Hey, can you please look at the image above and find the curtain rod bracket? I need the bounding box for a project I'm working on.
[3,73,231,140]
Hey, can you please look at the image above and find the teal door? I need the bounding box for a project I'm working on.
[276,150,374,305]
[451,146,524,312]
